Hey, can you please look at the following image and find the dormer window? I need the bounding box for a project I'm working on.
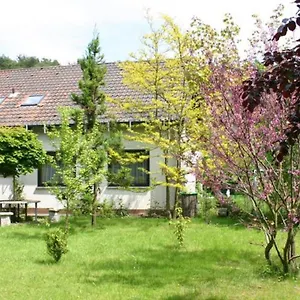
[22,95,44,106]
[0,97,5,104]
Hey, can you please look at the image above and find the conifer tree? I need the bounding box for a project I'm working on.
[70,34,122,226]
[72,35,106,132]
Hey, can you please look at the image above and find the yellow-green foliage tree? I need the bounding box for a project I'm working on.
[116,16,203,217]
[116,15,240,217]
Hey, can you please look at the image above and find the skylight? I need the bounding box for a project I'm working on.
[22,95,44,106]
[0,97,5,104]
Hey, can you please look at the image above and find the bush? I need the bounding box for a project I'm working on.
[45,228,68,262]
[75,193,93,215]
[98,200,115,218]
[198,193,217,223]
[115,199,129,217]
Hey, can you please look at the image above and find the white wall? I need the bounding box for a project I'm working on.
[0,127,174,211]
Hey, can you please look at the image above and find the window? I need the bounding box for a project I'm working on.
[108,150,150,187]
[38,152,63,186]
[22,94,44,106]
[0,97,5,104]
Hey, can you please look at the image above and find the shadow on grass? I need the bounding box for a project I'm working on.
[202,216,246,230]
[166,295,226,300]
[3,216,165,243]
[68,216,168,234]
[82,245,259,291]
[6,231,44,240]
[35,258,58,265]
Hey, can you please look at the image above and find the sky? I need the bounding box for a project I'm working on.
[0,0,295,65]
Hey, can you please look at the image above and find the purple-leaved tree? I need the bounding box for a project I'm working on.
[193,4,300,274]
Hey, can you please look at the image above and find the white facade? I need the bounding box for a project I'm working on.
[0,127,175,212]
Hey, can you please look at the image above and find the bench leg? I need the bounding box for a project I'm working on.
[25,203,28,221]
[35,203,38,222]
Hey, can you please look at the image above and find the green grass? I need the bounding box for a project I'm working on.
[1,217,300,300]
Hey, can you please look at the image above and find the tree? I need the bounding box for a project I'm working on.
[71,35,106,132]
[0,54,59,69]
[117,16,202,217]
[0,127,46,200]
[70,34,122,226]
[48,107,124,228]
[197,64,300,274]
[117,15,240,217]
[194,4,300,274]
[242,2,300,161]
[47,108,86,231]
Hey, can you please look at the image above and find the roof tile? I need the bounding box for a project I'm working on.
[0,63,152,126]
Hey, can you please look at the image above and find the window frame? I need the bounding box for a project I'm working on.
[37,152,64,187]
[22,94,44,106]
[108,149,150,187]
[0,96,6,104]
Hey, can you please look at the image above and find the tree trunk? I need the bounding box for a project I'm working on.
[289,236,297,272]
[12,175,16,201]
[172,187,179,219]
[91,183,98,226]
[163,151,172,219]
[282,228,297,274]
[166,185,171,219]
[172,159,182,219]
[264,237,274,266]
[65,198,70,233]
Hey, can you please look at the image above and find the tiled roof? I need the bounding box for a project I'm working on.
[0,63,152,126]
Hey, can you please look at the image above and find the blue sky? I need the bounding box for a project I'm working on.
[0,0,295,64]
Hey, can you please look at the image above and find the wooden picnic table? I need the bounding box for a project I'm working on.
[0,200,40,222]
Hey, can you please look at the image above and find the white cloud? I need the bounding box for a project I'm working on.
[0,0,296,64]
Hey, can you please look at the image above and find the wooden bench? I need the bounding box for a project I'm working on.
[0,200,40,222]
[0,212,14,226]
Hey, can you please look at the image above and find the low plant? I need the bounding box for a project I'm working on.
[45,228,68,262]
[198,192,217,223]
[98,199,115,218]
[148,199,168,218]
[115,198,129,217]
[75,193,93,216]
[170,207,190,247]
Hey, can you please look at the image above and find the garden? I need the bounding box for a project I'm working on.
[2,2,300,299]
[1,216,300,300]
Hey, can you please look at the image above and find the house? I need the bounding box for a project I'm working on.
[0,63,176,215]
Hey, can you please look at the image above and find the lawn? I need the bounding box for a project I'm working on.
[1,217,300,300]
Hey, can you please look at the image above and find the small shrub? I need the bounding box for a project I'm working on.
[76,193,93,215]
[148,199,168,218]
[45,228,68,262]
[170,207,190,247]
[98,200,115,218]
[148,209,169,218]
[260,263,286,279]
[199,193,217,223]
[115,198,129,217]
[39,217,50,227]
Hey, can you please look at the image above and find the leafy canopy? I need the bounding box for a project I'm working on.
[0,127,46,177]
[0,54,59,69]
